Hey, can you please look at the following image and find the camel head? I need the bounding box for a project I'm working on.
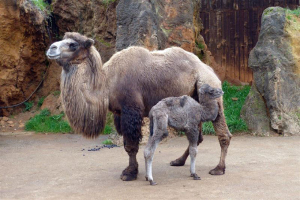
[199,84,224,100]
[46,32,94,64]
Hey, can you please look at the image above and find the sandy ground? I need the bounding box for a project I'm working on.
[0,133,299,200]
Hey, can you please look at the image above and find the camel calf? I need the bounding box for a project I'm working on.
[144,84,224,185]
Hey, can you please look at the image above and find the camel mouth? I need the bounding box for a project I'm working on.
[47,54,61,60]
[211,91,224,99]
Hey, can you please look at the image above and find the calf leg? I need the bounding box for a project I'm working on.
[170,123,203,166]
[186,128,201,180]
[144,112,168,185]
[189,144,200,180]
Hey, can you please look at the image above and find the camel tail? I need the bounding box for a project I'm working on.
[150,115,154,137]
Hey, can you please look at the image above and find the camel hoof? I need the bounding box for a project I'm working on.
[120,165,138,181]
[170,159,185,166]
[191,173,201,180]
[150,180,157,186]
[209,166,225,175]
[120,174,137,181]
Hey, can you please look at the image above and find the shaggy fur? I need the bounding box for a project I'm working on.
[46,32,231,181]
[144,84,224,185]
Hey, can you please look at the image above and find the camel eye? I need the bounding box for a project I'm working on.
[69,42,78,51]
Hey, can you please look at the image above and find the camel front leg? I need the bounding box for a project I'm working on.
[170,123,203,166]
[120,105,143,181]
[209,99,232,175]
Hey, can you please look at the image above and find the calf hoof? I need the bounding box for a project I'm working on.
[150,180,157,186]
[191,173,201,180]
[145,176,148,181]
[170,158,186,166]
[209,165,225,175]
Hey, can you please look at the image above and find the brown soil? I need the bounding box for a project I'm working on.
[1,133,299,200]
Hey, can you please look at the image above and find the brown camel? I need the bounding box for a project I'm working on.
[144,84,224,185]
[46,32,232,181]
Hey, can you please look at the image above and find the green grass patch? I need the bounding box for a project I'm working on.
[25,109,72,133]
[286,7,300,17]
[32,0,49,11]
[202,81,250,135]
[24,101,34,112]
[102,139,113,145]
[102,0,116,6]
[96,37,111,47]
[103,112,116,135]
[52,91,61,97]
[196,41,205,50]
[37,97,46,108]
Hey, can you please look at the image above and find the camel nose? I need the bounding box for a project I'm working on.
[46,43,61,59]
[49,44,57,50]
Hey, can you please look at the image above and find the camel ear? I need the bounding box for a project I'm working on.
[84,38,94,49]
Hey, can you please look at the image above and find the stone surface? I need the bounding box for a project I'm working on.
[0,0,48,115]
[241,84,271,136]
[244,7,300,135]
[40,94,62,115]
[116,0,196,52]
[51,0,118,63]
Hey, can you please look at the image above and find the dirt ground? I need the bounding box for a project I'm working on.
[0,133,299,200]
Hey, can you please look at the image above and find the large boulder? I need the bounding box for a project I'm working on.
[242,7,300,135]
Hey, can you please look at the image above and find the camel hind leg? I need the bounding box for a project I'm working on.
[209,98,232,175]
[170,123,203,166]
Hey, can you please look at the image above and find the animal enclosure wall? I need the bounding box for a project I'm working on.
[199,0,299,83]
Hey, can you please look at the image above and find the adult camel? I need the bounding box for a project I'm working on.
[46,32,232,181]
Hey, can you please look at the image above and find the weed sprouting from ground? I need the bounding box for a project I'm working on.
[102,139,113,145]
[25,109,71,133]
[202,81,250,135]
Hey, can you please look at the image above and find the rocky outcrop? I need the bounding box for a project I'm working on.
[241,7,300,135]
[0,0,48,115]
[116,0,196,51]
[51,0,118,63]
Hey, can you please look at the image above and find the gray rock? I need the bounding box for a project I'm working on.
[245,7,300,135]
[241,84,271,136]
[116,0,164,51]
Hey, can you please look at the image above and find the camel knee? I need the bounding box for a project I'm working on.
[218,136,231,147]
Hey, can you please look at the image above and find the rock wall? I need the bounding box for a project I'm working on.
[0,0,48,115]
[241,7,300,136]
